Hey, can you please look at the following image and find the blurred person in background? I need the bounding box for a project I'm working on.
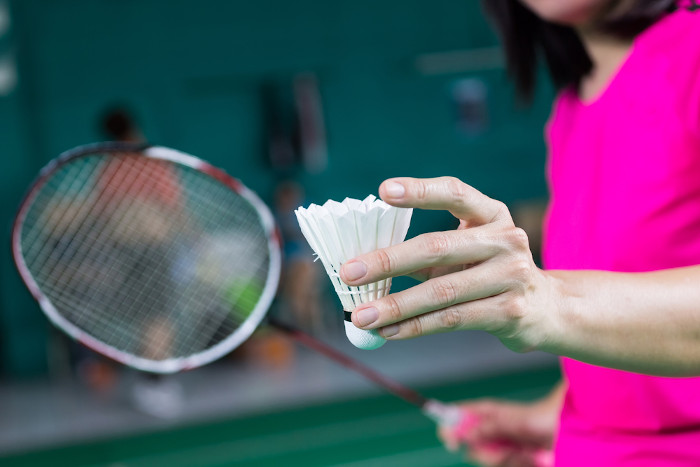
[101,107,144,143]
[98,107,185,419]
[239,181,325,373]
[60,108,146,395]
[273,180,324,333]
[337,1,700,465]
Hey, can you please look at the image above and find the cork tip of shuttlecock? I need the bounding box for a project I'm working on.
[344,321,386,350]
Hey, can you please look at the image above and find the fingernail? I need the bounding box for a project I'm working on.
[384,181,405,199]
[342,261,367,281]
[381,324,400,337]
[356,307,378,327]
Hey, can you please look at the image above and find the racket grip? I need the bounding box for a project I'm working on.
[422,399,480,437]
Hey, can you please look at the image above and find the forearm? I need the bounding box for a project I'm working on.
[541,266,700,376]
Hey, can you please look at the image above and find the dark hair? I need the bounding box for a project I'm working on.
[100,107,137,141]
[481,0,677,101]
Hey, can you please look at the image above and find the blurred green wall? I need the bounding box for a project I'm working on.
[1,0,554,377]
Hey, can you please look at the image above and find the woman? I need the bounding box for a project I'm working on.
[338,1,700,465]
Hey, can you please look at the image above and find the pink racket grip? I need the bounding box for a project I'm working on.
[423,401,482,443]
[452,409,480,441]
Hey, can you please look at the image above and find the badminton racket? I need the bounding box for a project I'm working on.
[12,142,550,464]
[12,142,281,373]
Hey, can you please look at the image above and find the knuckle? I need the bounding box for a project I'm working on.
[402,318,423,338]
[384,295,404,322]
[490,200,511,224]
[503,295,527,321]
[444,177,468,201]
[440,307,463,330]
[410,318,424,337]
[510,259,532,281]
[424,232,452,258]
[431,279,459,308]
[510,227,530,250]
[375,248,395,275]
[415,180,429,201]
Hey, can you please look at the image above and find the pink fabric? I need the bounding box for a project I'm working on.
[543,9,700,466]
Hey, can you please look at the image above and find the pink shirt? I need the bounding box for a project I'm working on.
[544,9,700,466]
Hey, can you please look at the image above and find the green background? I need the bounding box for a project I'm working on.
[0,0,554,377]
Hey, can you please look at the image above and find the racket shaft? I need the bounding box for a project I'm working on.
[269,318,427,408]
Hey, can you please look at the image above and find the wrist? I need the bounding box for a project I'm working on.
[530,270,573,355]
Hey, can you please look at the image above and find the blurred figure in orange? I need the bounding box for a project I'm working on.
[274,180,324,334]
[98,107,184,418]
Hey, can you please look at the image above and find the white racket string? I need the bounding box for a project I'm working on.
[15,145,277,371]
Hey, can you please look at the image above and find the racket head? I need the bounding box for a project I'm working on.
[12,142,281,373]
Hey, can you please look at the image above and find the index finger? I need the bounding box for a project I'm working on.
[379,176,513,227]
[339,225,500,285]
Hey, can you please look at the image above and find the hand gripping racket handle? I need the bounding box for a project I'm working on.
[269,323,552,466]
[422,400,553,467]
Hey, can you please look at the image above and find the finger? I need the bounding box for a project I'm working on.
[407,218,472,282]
[470,444,539,467]
[374,291,517,340]
[533,449,555,467]
[379,177,513,227]
[350,261,513,331]
[472,403,548,446]
[437,425,460,453]
[409,264,465,283]
[448,400,527,444]
[472,406,518,442]
[467,444,514,467]
[502,448,551,467]
[340,224,508,285]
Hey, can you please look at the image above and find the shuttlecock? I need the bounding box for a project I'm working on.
[295,195,412,350]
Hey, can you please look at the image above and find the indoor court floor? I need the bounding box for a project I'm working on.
[1,361,559,467]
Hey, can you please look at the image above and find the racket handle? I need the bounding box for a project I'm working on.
[422,399,481,435]
[424,400,553,467]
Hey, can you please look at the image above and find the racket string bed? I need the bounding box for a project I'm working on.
[22,159,103,271]
[14,143,279,372]
[171,168,271,352]
[26,158,189,354]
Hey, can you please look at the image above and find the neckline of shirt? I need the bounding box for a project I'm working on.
[570,9,681,108]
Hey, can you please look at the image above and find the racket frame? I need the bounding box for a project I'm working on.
[12,142,282,373]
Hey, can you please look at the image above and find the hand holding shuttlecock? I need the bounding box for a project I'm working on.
[295,195,412,350]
